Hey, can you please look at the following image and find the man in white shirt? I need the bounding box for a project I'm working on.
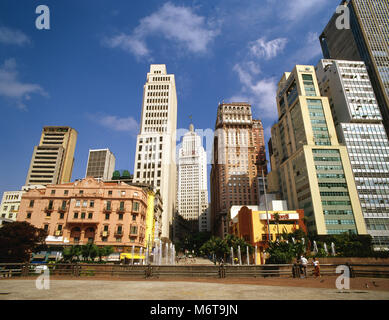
[300,255,308,278]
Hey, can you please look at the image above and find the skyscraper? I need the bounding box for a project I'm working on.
[25,126,77,186]
[85,149,116,181]
[316,59,389,249]
[176,124,209,234]
[319,0,389,137]
[133,64,177,240]
[210,102,266,238]
[269,65,367,235]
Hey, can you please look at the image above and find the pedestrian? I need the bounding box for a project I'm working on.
[300,255,308,278]
[312,257,321,278]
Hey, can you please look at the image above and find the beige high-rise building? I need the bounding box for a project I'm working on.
[269,65,367,235]
[25,126,77,186]
[210,103,267,238]
[176,124,209,235]
[133,65,177,240]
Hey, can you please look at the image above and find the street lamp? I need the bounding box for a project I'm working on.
[257,158,271,244]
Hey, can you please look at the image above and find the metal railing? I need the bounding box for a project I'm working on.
[1,262,389,279]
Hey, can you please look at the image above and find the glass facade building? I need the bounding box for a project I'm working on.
[320,0,389,138]
[317,59,389,249]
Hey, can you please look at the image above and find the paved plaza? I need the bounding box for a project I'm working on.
[1,277,389,300]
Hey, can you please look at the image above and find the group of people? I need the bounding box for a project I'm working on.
[296,255,321,278]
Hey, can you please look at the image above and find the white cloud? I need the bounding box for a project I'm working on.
[0,58,47,110]
[0,26,31,46]
[103,2,220,59]
[88,113,139,134]
[289,32,322,65]
[278,0,328,22]
[231,62,278,119]
[249,37,288,60]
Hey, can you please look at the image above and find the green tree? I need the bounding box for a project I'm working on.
[112,170,121,180]
[0,221,47,263]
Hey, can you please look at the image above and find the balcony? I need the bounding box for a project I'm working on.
[116,207,125,213]
[58,206,67,213]
[44,207,54,213]
[100,231,110,237]
[114,230,123,237]
[103,206,112,213]
[67,216,99,224]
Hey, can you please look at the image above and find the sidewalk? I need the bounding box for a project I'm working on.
[1,277,389,300]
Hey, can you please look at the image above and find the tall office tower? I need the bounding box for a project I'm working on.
[85,149,116,181]
[210,102,266,238]
[25,126,77,186]
[319,0,389,137]
[269,65,367,236]
[133,64,177,240]
[316,59,389,249]
[176,124,209,233]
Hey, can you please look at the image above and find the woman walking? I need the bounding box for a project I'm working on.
[312,257,321,278]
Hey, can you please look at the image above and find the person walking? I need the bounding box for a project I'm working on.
[300,255,308,278]
[312,257,321,278]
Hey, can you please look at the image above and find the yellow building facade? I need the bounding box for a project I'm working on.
[269,65,367,236]
[231,206,307,264]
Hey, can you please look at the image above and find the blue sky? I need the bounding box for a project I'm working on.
[0,0,339,197]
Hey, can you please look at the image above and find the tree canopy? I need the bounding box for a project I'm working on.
[0,221,47,263]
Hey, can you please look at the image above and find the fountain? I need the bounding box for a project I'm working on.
[254,245,257,265]
[230,247,234,265]
[139,247,143,265]
[313,241,318,255]
[159,241,162,265]
[331,242,336,256]
[292,237,295,244]
[324,243,328,255]
[165,243,169,265]
[246,246,249,265]
[238,246,242,265]
[131,245,135,265]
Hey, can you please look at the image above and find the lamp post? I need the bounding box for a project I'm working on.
[257,158,271,244]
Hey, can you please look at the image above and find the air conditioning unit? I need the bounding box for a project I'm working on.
[102,231,108,237]
[55,230,61,236]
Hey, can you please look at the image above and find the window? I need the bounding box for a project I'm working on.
[132,214,137,221]
[75,200,80,207]
[60,212,64,219]
[61,200,67,209]
[51,190,55,195]
[82,200,87,208]
[79,190,84,195]
[64,190,68,195]
[46,211,51,217]
[81,212,86,219]
[105,213,110,220]
[88,212,93,219]
[74,212,79,219]
[118,213,123,220]
[27,212,32,219]
[108,190,113,195]
[106,201,111,210]
[133,202,139,212]
[44,225,49,231]
[48,200,53,210]
[90,201,94,208]
[104,225,109,231]
[58,224,63,231]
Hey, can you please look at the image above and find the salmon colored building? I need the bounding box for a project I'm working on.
[230,206,306,264]
[17,177,161,256]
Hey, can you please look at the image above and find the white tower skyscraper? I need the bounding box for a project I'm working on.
[177,124,209,233]
[133,64,177,240]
